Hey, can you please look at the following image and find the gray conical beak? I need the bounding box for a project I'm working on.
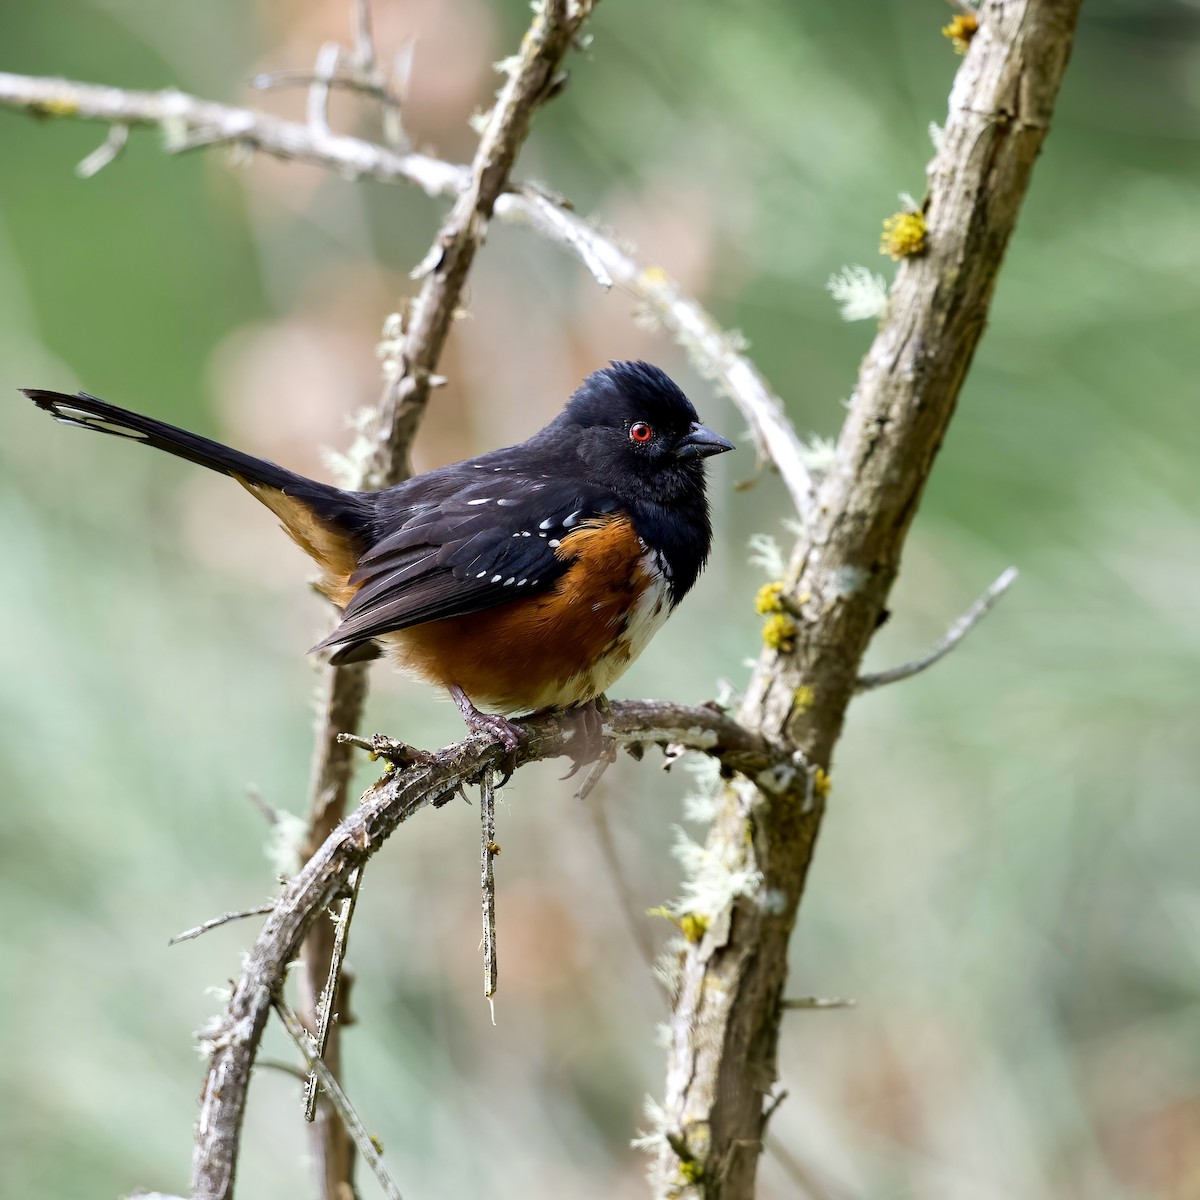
[677,422,735,459]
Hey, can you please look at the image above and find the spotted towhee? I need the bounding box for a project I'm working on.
[22,361,733,748]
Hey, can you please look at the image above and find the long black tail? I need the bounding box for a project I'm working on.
[22,388,373,543]
[24,388,314,488]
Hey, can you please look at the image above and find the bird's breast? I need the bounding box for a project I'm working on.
[379,515,674,714]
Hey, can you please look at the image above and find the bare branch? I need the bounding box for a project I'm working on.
[76,121,127,177]
[191,699,786,1200]
[856,566,1018,692]
[0,68,813,518]
[168,903,275,946]
[779,996,856,1011]
[306,42,342,136]
[303,866,363,1121]
[657,5,1083,1194]
[272,995,405,1200]
[294,4,598,1195]
[587,792,658,969]
[480,769,498,1015]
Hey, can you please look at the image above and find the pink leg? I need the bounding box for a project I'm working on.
[449,684,523,752]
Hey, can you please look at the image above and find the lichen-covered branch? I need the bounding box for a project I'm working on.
[654,3,1083,1196]
[295,2,595,1191]
[190,699,792,1200]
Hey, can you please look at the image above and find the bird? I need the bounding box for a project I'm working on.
[21,361,733,751]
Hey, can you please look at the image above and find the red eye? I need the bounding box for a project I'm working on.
[629,422,653,443]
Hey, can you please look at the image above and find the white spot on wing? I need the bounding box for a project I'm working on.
[57,410,150,438]
[538,517,555,530]
[468,498,489,505]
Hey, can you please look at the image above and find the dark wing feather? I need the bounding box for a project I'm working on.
[312,473,619,655]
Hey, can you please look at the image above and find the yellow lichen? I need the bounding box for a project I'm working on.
[32,97,79,117]
[880,210,928,260]
[641,265,670,286]
[761,613,798,653]
[680,912,709,943]
[754,581,785,615]
[646,905,675,922]
[942,13,979,54]
[794,685,815,713]
[679,1160,704,1184]
[813,768,831,799]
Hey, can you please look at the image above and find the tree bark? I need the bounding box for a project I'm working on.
[656,3,1084,1195]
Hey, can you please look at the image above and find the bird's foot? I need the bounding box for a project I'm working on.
[450,684,524,753]
[560,696,616,797]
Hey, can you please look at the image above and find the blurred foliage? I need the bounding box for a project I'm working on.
[2,1,1199,1198]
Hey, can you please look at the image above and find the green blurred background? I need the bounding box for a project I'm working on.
[2,1,1198,1197]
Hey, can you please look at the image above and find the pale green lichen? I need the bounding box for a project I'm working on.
[826,264,889,321]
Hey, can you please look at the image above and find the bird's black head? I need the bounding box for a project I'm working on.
[555,360,733,504]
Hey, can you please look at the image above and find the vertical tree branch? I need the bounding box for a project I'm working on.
[655,3,1083,1196]
[282,4,599,1200]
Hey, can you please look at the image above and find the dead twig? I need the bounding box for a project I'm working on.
[856,566,1018,692]
[75,121,127,177]
[168,903,276,946]
[272,994,405,1200]
[480,769,498,1018]
[304,866,363,1121]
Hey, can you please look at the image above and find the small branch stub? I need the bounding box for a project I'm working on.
[480,768,499,1018]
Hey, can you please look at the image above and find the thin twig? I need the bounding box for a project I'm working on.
[764,1135,846,1200]
[168,903,276,946]
[272,995,405,1200]
[480,768,498,1017]
[779,996,856,1011]
[306,42,341,135]
[855,566,1018,692]
[75,121,127,177]
[352,0,377,74]
[256,1058,310,1083]
[304,866,363,1121]
[587,794,657,968]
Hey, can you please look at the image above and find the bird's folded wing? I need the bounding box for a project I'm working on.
[311,476,620,652]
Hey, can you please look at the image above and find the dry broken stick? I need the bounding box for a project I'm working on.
[303,866,363,1122]
[168,903,276,946]
[272,993,405,1200]
[856,565,1018,692]
[480,768,499,1014]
